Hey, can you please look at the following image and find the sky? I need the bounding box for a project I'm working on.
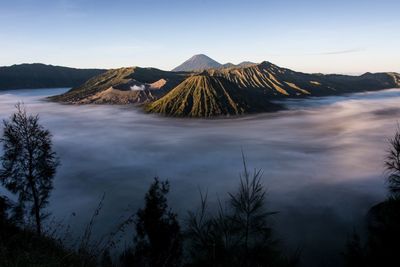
[0,0,399,74]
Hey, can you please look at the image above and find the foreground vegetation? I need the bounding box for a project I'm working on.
[0,199,97,267]
[1,104,400,266]
[343,127,400,267]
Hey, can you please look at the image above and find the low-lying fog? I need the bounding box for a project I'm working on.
[1,88,400,266]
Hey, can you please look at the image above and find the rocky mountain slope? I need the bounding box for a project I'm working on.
[50,67,189,104]
[0,63,105,90]
[148,62,400,117]
[145,74,282,117]
[208,61,400,97]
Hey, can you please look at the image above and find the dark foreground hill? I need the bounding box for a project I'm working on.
[0,63,106,90]
[0,220,96,267]
[51,57,400,118]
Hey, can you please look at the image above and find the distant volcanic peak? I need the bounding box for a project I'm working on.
[222,62,236,68]
[172,54,222,72]
[192,53,210,58]
[190,54,216,61]
[172,54,277,73]
[220,61,258,70]
[238,61,257,67]
[258,61,277,68]
[256,61,290,75]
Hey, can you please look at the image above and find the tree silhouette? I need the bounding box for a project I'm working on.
[133,177,182,267]
[0,196,11,225]
[100,249,114,267]
[385,126,400,196]
[229,156,278,266]
[343,231,365,267]
[0,103,59,235]
[344,127,400,267]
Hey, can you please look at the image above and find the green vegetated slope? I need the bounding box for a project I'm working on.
[145,74,282,117]
[0,63,105,90]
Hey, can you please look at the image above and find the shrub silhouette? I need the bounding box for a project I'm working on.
[123,178,183,267]
[385,127,400,196]
[186,155,297,267]
[344,127,400,267]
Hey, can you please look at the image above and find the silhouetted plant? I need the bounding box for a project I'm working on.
[132,177,182,267]
[0,103,59,235]
[79,193,106,256]
[385,126,400,197]
[0,195,97,267]
[229,155,278,266]
[119,248,135,267]
[365,197,400,267]
[344,127,400,267]
[186,155,295,267]
[186,191,237,266]
[343,231,365,267]
[0,195,11,224]
[101,249,114,267]
[343,198,400,267]
[75,193,135,266]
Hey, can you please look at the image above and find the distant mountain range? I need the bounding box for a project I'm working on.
[51,54,400,118]
[0,63,106,90]
[172,54,257,72]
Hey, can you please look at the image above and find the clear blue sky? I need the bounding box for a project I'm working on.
[1,0,399,74]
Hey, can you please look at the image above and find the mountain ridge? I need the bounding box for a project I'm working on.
[172,55,258,72]
[51,55,400,117]
[0,63,106,90]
